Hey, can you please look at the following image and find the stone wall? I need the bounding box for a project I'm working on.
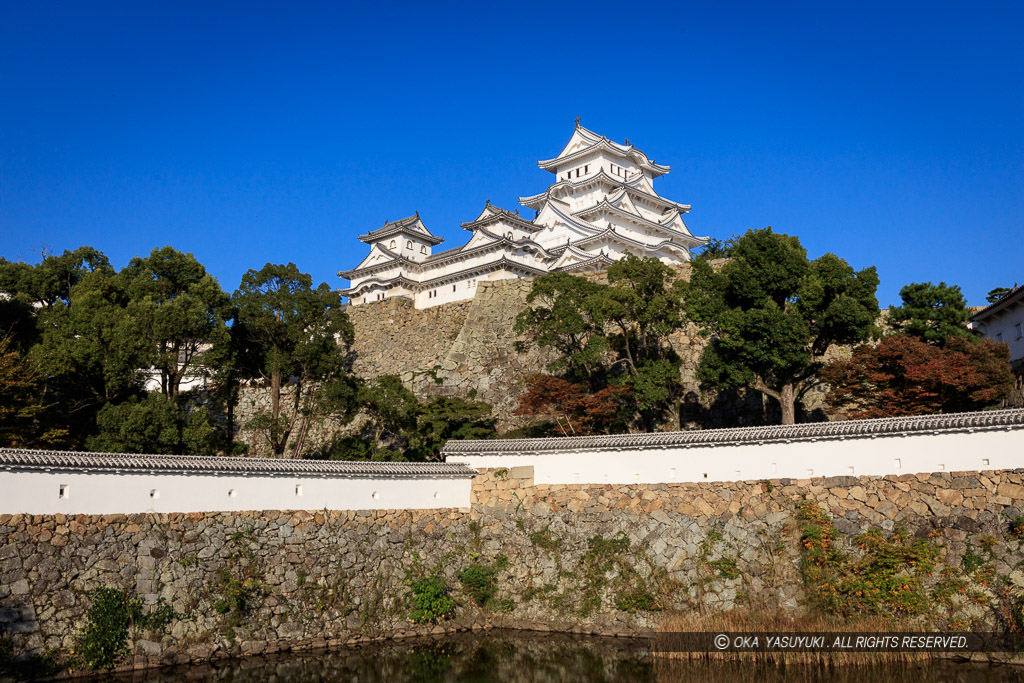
[3,467,1024,672]
[351,276,771,428]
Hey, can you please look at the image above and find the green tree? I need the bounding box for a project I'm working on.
[515,256,689,430]
[407,396,496,461]
[319,376,494,462]
[888,281,970,346]
[87,391,222,454]
[604,255,686,428]
[513,272,610,387]
[985,286,1013,304]
[331,374,421,460]
[120,246,232,398]
[0,337,68,447]
[0,246,110,308]
[693,233,741,262]
[233,263,355,457]
[687,227,879,425]
[30,268,150,442]
[88,393,184,454]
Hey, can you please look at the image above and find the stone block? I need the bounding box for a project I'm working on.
[998,482,1024,500]
[509,465,534,481]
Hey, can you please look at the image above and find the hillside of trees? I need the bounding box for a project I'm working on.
[0,231,1014,457]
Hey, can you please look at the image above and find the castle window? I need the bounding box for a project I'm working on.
[406,240,412,249]
[389,240,396,249]
[452,285,456,292]
[506,231,513,239]
[420,245,427,254]
[584,164,589,174]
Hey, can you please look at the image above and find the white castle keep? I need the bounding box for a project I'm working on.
[340,122,709,309]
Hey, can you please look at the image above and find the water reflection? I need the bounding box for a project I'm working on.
[99,631,1024,683]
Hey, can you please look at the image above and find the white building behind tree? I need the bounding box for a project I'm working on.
[340,122,709,308]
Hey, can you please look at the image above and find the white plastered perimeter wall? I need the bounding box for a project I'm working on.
[442,409,1024,486]
[0,450,475,515]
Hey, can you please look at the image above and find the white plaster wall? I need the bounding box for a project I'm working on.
[0,472,471,515]
[975,307,1024,363]
[446,428,1024,485]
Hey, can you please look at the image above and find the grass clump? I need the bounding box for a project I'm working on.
[529,527,561,551]
[1009,516,1024,539]
[458,555,509,608]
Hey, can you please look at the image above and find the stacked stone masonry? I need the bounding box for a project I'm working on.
[3,466,1024,672]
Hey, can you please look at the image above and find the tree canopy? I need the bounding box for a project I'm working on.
[888,281,971,346]
[686,227,880,425]
[514,254,687,431]
[121,246,232,398]
[985,286,1014,304]
[823,333,1013,418]
[320,374,495,461]
[233,262,356,457]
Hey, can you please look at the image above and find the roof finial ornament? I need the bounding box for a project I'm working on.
[574,115,581,127]
[486,198,491,205]
[624,137,631,146]
[415,210,419,217]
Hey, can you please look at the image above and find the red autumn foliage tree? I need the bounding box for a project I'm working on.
[822,334,1013,419]
[513,374,629,436]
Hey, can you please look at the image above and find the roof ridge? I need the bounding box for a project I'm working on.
[441,409,1024,455]
[0,448,478,478]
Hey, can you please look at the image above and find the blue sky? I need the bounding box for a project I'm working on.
[1,1,1021,307]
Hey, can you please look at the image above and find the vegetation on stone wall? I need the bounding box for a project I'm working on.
[457,555,509,609]
[72,587,178,670]
[407,574,455,624]
[794,501,1024,630]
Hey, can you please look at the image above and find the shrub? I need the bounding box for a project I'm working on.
[529,528,561,551]
[72,587,175,670]
[409,575,455,624]
[709,557,741,580]
[1010,516,1024,539]
[458,556,508,608]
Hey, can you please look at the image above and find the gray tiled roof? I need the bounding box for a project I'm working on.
[970,285,1024,322]
[0,449,477,479]
[441,409,1024,456]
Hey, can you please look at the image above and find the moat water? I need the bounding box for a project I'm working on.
[95,631,1024,682]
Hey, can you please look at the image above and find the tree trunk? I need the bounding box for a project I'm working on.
[270,370,283,456]
[270,371,281,421]
[780,383,796,425]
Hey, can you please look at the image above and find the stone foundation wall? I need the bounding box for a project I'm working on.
[3,467,1024,672]
[351,277,775,428]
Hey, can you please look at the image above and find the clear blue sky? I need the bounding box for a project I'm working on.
[1,1,1021,307]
